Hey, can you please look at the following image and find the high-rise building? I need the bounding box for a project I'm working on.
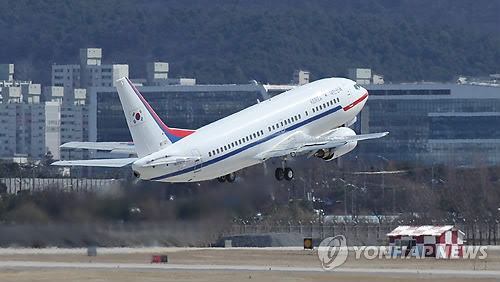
[348,68,372,85]
[357,83,500,166]
[0,102,60,161]
[293,70,310,85]
[0,64,14,81]
[51,48,129,97]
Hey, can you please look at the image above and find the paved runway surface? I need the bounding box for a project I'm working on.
[0,260,499,278]
[0,247,498,282]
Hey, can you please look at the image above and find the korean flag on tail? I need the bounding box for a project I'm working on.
[130,109,144,126]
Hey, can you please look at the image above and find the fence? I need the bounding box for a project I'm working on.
[227,222,500,246]
[0,178,121,194]
[0,221,497,247]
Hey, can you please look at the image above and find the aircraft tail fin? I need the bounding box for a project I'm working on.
[115,77,195,157]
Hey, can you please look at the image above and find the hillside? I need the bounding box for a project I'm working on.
[0,0,498,84]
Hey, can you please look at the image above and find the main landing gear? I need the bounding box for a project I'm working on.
[275,158,294,181]
[217,172,236,183]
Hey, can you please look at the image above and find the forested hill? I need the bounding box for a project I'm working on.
[0,0,498,85]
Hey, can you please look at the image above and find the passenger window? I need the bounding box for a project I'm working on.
[246,136,249,141]
[253,133,256,138]
[312,108,315,113]
[287,118,291,123]
[217,149,220,154]
[268,126,271,132]
[305,111,308,116]
[272,125,275,130]
[257,132,260,137]
[239,140,242,145]
[260,130,264,135]
[299,114,301,119]
[224,145,227,150]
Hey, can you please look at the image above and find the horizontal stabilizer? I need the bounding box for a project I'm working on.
[61,141,135,154]
[52,158,137,168]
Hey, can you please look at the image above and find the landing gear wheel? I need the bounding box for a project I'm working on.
[275,168,285,181]
[217,175,226,183]
[284,168,294,181]
[226,172,236,183]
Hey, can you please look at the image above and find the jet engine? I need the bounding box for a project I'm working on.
[314,127,358,161]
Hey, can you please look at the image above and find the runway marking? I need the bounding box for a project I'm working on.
[0,261,498,278]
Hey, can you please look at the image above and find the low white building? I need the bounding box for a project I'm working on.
[387,225,464,258]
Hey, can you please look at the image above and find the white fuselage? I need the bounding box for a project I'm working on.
[132,78,368,182]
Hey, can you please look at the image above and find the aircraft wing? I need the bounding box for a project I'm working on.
[52,158,138,167]
[255,131,389,160]
[61,142,135,154]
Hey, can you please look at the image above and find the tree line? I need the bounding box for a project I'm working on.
[0,0,498,85]
[0,158,498,225]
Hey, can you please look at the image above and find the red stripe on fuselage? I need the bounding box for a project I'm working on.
[343,92,368,111]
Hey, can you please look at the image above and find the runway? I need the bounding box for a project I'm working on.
[0,260,499,278]
[0,247,498,282]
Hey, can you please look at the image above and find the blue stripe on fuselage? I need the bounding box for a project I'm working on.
[149,105,343,181]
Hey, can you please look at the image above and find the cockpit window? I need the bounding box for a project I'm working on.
[354,84,361,90]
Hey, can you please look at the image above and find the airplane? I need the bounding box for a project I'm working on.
[53,77,388,183]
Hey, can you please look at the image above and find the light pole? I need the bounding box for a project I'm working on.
[299,177,307,200]
[334,178,347,215]
[29,163,40,192]
[377,155,391,214]
[332,178,358,216]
